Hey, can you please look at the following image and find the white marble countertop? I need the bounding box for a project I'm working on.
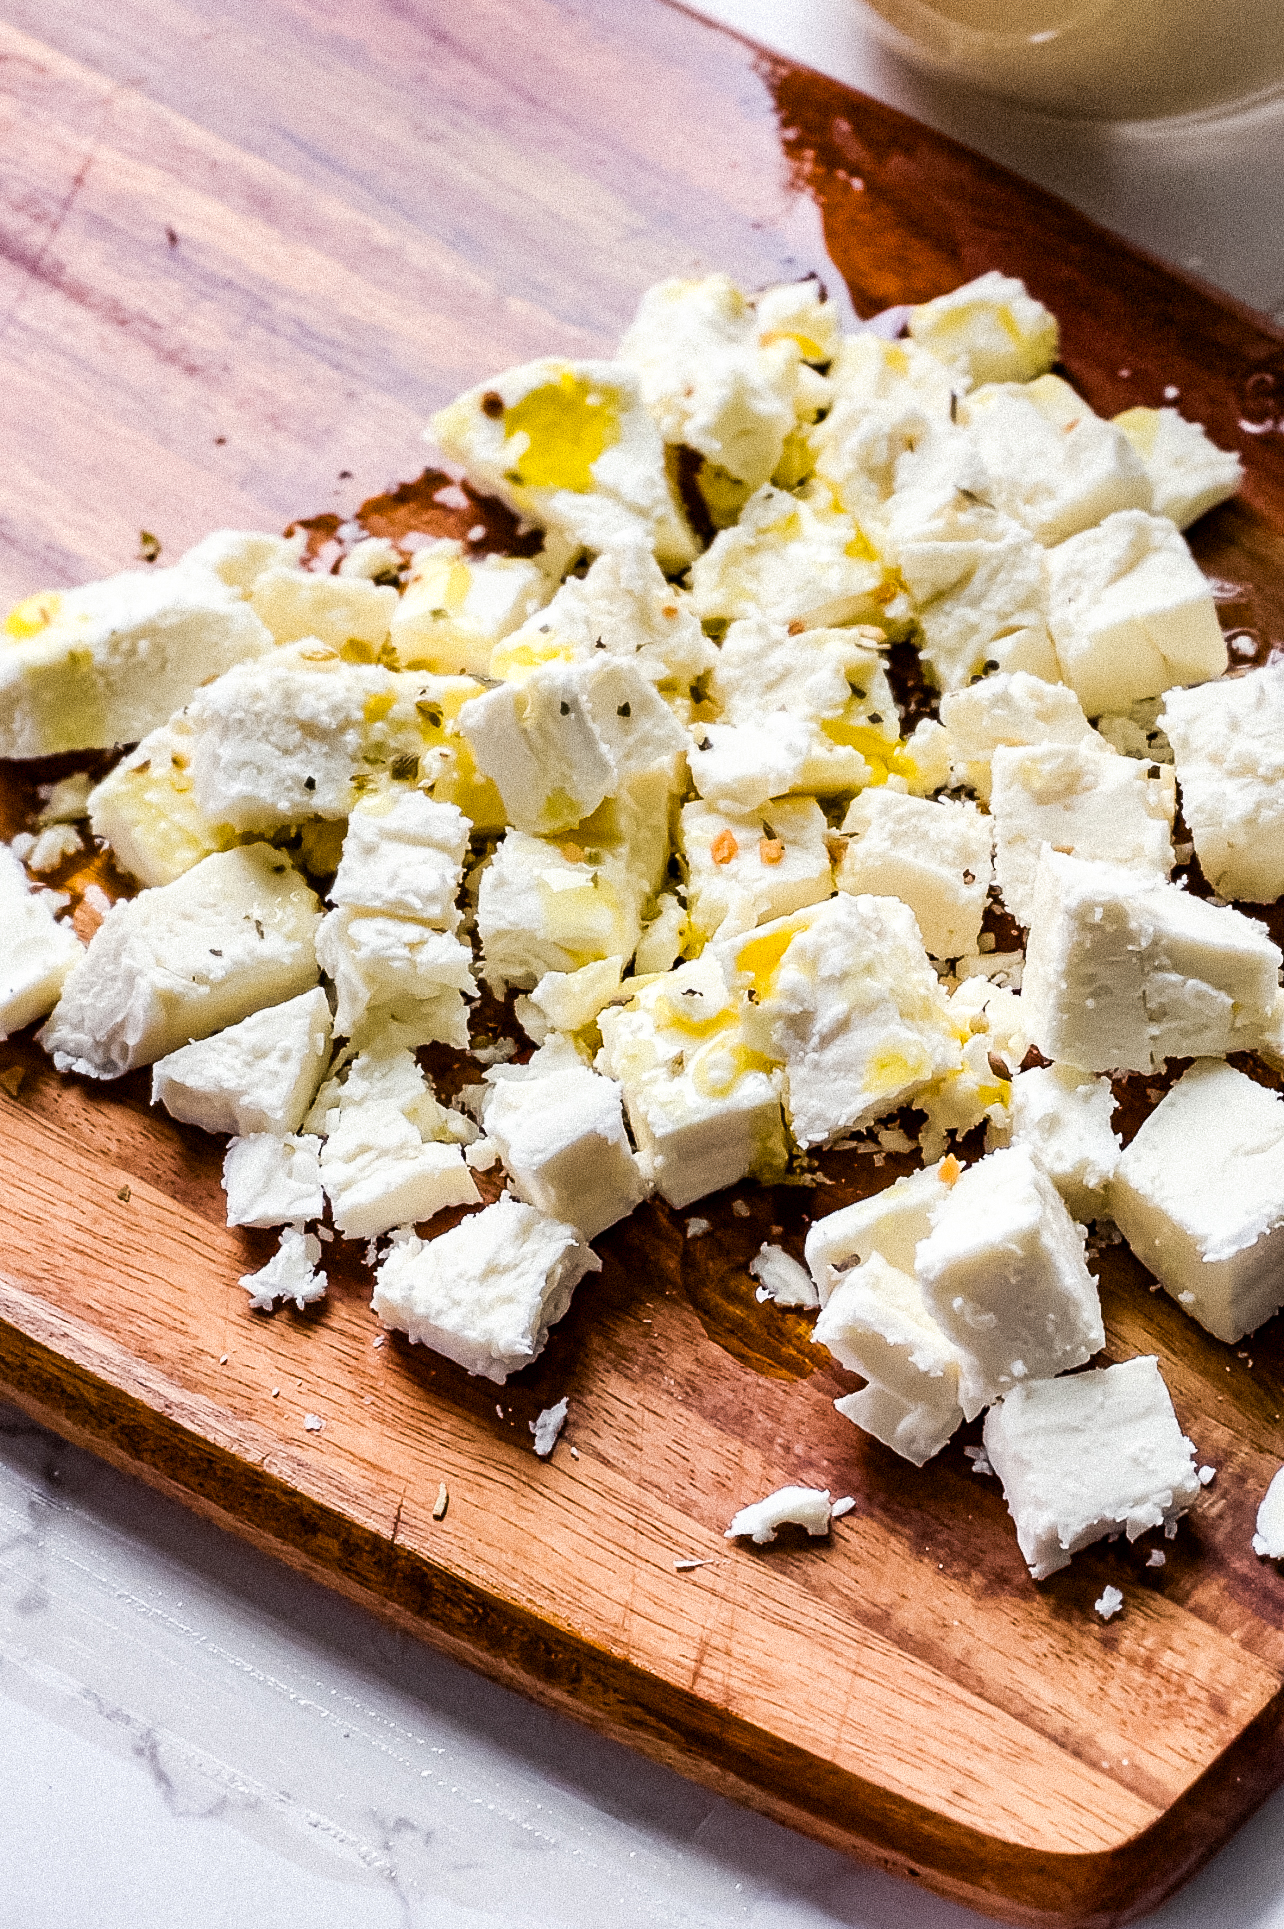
[5,5,1284,1925]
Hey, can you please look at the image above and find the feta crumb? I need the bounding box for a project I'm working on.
[27,823,83,873]
[1252,1466,1284,1559]
[725,1486,835,1545]
[749,1243,820,1308]
[303,1413,324,1433]
[0,846,84,1040]
[481,1044,646,1239]
[964,1445,995,1477]
[152,987,332,1138]
[530,1397,568,1457]
[1094,1585,1124,1621]
[1146,1549,1166,1568]
[830,1496,856,1519]
[1198,1465,1216,1486]
[1162,662,1284,904]
[240,1228,327,1312]
[685,1217,711,1239]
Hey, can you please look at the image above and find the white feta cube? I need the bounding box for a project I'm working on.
[811,333,955,516]
[458,655,685,835]
[389,539,548,676]
[939,671,1096,805]
[908,271,1058,388]
[1110,1059,1284,1343]
[982,1355,1200,1579]
[1114,407,1242,530]
[525,956,624,1038]
[1163,661,1284,903]
[1047,511,1226,717]
[151,986,332,1137]
[180,528,305,590]
[371,1194,601,1382]
[39,845,320,1079]
[431,358,696,571]
[688,483,892,632]
[805,1161,956,1301]
[1022,850,1282,1073]
[725,895,960,1147]
[990,741,1174,926]
[0,564,274,759]
[1001,1064,1120,1224]
[917,1146,1104,1413]
[87,719,236,887]
[725,1486,836,1544]
[817,1251,965,1464]
[756,280,841,365]
[223,1132,325,1228]
[683,795,832,941]
[0,846,83,1038]
[482,1052,646,1239]
[329,792,469,929]
[1253,1466,1284,1560]
[838,790,991,959]
[249,566,396,654]
[316,912,475,1040]
[240,1226,327,1312]
[321,1106,479,1239]
[955,376,1152,548]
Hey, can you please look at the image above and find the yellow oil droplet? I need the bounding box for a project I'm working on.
[363,690,395,722]
[489,635,574,683]
[5,590,63,639]
[735,918,807,1002]
[653,995,735,1042]
[821,720,917,787]
[761,327,825,363]
[1114,406,1159,458]
[502,368,619,493]
[864,1043,929,1096]
[342,637,379,664]
[690,1037,771,1101]
[843,524,880,563]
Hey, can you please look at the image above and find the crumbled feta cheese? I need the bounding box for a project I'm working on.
[458,655,686,835]
[223,1132,325,1228]
[481,1045,647,1239]
[810,333,954,517]
[750,1243,820,1308]
[240,1227,327,1311]
[917,1146,1104,1413]
[525,956,624,1038]
[724,895,960,1147]
[1113,406,1242,530]
[683,795,832,941]
[0,562,274,758]
[390,537,550,677]
[0,845,84,1039]
[151,986,332,1137]
[983,1355,1199,1579]
[39,845,321,1079]
[1022,850,1282,1073]
[531,1396,569,1457]
[819,1252,965,1464]
[939,671,1096,806]
[804,1161,956,1300]
[37,771,93,825]
[25,824,81,873]
[685,1217,711,1239]
[86,718,237,888]
[908,271,1058,387]
[371,1193,601,1383]
[989,741,1174,926]
[838,790,992,959]
[1163,661,1284,903]
[312,1043,481,1239]
[725,1486,836,1544]
[248,565,397,652]
[688,483,892,632]
[999,1064,1121,1223]
[1252,1466,1284,1559]
[1046,511,1226,716]
[756,279,841,366]
[180,528,305,590]
[338,535,403,582]
[1094,1585,1125,1621]
[303,1413,324,1432]
[431,357,697,571]
[1110,1059,1284,1343]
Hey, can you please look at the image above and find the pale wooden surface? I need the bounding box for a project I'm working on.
[2,3,1284,1923]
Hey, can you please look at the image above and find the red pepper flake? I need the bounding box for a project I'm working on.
[480,390,504,418]
[559,841,586,864]
[711,828,739,866]
[759,837,784,866]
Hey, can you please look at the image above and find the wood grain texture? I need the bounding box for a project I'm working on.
[2,2,1284,1922]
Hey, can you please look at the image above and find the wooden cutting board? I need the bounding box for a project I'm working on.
[4,3,1284,1922]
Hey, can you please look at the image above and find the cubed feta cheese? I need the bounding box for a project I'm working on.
[908,271,1059,387]
[151,986,332,1136]
[725,1486,836,1544]
[939,671,1096,805]
[248,565,397,654]
[724,895,960,1147]
[805,1161,956,1300]
[999,1064,1120,1223]
[954,376,1152,548]
[458,656,686,835]
[0,845,84,1038]
[1047,511,1226,716]
[338,537,403,582]
[223,1132,325,1227]
[388,539,549,676]
[181,528,306,590]
[688,483,893,632]
[917,1146,1104,1412]
[371,1194,601,1382]
[682,795,832,941]
[0,563,274,758]
[810,333,955,518]
[982,1355,1200,1579]
[39,845,321,1079]
[525,956,624,1038]
[838,790,992,959]
[87,719,237,887]
[1253,1466,1284,1560]
[817,1251,965,1464]
[1163,661,1284,902]
[756,279,841,366]
[1113,407,1242,531]
[321,1107,479,1239]
[329,791,469,929]
[1021,849,1282,1073]
[989,741,1174,926]
[431,358,696,571]
[481,1049,647,1239]
[1110,1059,1284,1343]
[240,1226,327,1311]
